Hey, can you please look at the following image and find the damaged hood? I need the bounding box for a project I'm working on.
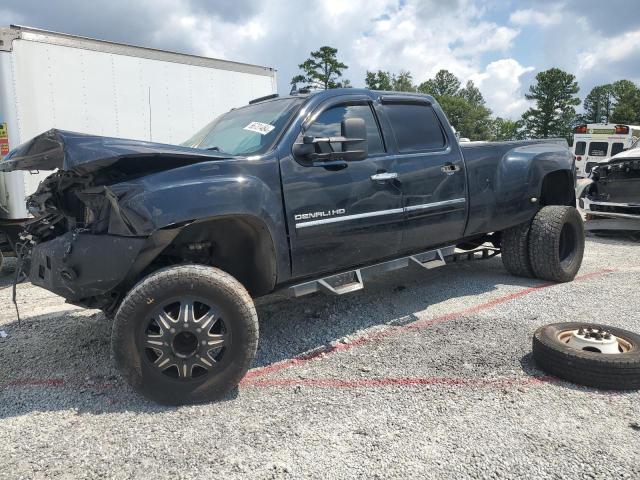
[0,129,234,175]
[608,147,640,161]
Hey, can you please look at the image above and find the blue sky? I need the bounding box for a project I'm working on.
[3,0,639,118]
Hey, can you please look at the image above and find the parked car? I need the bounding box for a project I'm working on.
[579,137,640,225]
[1,88,584,404]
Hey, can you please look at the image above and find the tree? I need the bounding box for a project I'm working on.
[459,80,485,107]
[392,70,416,92]
[582,84,614,123]
[415,70,492,140]
[290,46,349,90]
[521,68,580,138]
[417,69,461,97]
[364,69,415,92]
[490,117,525,141]
[365,70,393,90]
[610,80,640,124]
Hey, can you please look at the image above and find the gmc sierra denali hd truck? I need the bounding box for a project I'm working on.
[1,88,584,404]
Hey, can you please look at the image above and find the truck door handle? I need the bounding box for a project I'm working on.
[441,163,460,174]
[370,172,398,182]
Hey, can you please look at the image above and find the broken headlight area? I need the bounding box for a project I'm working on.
[13,170,156,310]
[21,170,150,246]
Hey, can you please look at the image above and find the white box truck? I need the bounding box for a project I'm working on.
[0,25,276,263]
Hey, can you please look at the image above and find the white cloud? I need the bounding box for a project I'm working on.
[509,8,562,27]
[139,0,525,117]
[470,59,535,117]
[579,29,640,72]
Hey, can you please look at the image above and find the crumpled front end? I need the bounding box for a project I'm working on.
[16,170,158,309]
[581,157,640,220]
[4,129,233,308]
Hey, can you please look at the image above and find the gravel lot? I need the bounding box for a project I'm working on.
[1,234,639,479]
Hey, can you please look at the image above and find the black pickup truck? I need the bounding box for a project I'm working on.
[1,88,584,404]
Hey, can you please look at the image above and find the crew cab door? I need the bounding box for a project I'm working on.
[279,95,403,278]
[378,97,468,252]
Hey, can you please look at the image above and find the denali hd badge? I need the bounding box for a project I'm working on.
[294,209,346,221]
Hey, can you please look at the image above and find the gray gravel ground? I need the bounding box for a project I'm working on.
[1,233,639,479]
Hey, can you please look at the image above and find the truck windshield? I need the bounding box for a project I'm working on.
[182,98,303,156]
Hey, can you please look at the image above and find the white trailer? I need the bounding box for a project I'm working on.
[0,25,276,256]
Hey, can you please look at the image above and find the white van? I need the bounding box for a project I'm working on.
[573,123,640,177]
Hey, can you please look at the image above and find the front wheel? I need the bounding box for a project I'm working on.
[112,265,258,405]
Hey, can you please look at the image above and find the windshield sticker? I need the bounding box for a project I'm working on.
[243,122,275,135]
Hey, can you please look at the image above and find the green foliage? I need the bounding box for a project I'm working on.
[392,70,416,92]
[417,70,461,97]
[582,85,614,123]
[609,80,640,124]
[291,46,349,90]
[521,68,580,138]
[490,117,525,141]
[365,70,393,90]
[459,80,485,107]
[415,71,491,140]
[365,69,416,92]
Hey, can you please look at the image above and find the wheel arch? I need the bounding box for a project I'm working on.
[539,169,576,207]
[136,215,278,297]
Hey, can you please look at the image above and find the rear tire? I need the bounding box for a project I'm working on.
[501,222,533,278]
[528,206,584,282]
[112,264,258,405]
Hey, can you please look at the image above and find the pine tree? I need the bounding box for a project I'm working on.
[290,46,349,90]
[521,68,580,138]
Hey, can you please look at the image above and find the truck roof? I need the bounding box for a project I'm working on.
[0,24,276,77]
[277,88,437,104]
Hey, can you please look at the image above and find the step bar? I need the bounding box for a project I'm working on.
[287,246,500,298]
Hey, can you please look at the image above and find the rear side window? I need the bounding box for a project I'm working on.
[574,141,586,155]
[384,103,446,153]
[306,104,385,155]
[588,142,608,156]
[611,142,624,156]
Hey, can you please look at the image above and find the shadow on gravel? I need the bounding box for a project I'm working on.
[1,256,553,416]
[585,230,640,245]
[252,257,548,369]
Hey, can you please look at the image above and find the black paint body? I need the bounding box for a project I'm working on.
[2,89,574,305]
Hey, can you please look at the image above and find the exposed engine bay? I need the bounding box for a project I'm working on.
[581,157,640,219]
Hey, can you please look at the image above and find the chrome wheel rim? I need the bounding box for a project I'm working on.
[141,297,229,380]
[557,327,632,354]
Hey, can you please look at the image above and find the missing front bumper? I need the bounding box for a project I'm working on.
[28,232,147,301]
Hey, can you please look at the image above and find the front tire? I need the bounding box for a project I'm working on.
[112,264,258,405]
[528,206,585,282]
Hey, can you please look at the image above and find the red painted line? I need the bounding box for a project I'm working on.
[2,378,65,388]
[244,375,557,389]
[0,269,616,393]
[243,268,615,382]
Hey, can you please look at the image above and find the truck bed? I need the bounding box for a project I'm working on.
[460,138,571,236]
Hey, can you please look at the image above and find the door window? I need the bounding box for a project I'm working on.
[574,141,586,155]
[384,103,446,153]
[306,104,385,154]
[611,142,624,156]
